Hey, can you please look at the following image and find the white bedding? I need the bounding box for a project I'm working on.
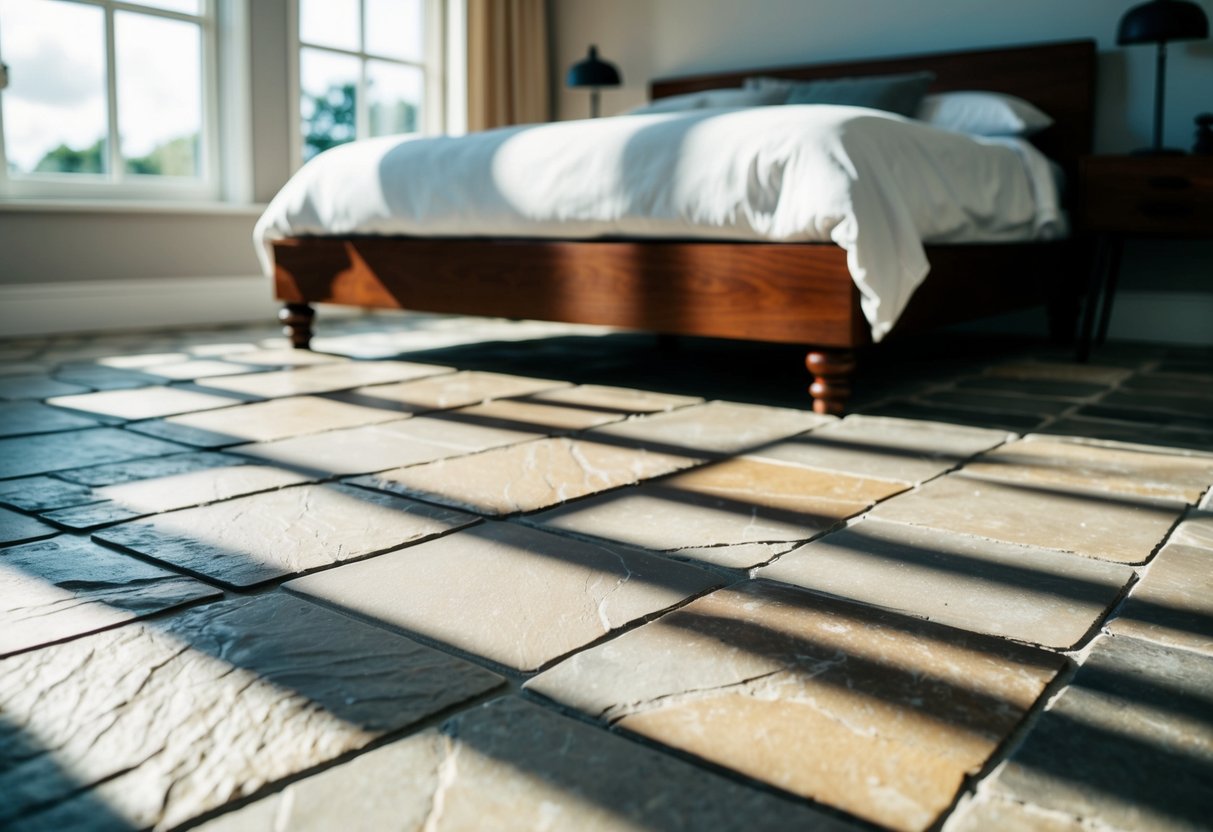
[254,105,1064,341]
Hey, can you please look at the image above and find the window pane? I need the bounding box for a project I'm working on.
[300,48,359,160]
[0,0,108,175]
[126,0,201,14]
[299,0,359,52]
[115,11,202,176]
[365,0,424,62]
[368,60,422,137]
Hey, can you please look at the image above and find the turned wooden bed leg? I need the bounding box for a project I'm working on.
[279,303,315,349]
[806,350,856,415]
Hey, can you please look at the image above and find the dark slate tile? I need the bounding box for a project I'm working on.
[953,375,1109,400]
[915,390,1073,417]
[0,402,105,438]
[0,428,187,480]
[0,507,59,546]
[0,375,91,401]
[0,477,98,512]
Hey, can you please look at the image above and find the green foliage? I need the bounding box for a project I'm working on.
[31,133,198,177]
[302,81,419,161]
[34,139,105,174]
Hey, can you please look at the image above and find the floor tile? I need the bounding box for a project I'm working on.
[1078,403,1213,434]
[0,593,503,831]
[0,402,105,438]
[0,506,59,546]
[194,697,853,832]
[288,522,720,672]
[1101,389,1213,420]
[870,473,1184,564]
[916,390,1072,417]
[983,634,1213,832]
[222,347,350,366]
[947,794,1093,832]
[438,397,631,434]
[953,375,1108,400]
[47,386,250,420]
[52,364,158,390]
[350,435,698,516]
[196,360,452,398]
[863,400,1043,433]
[516,383,703,414]
[0,477,97,512]
[757,518,1133,649]
[0,428,187,479]
[527,581,1062,832]
[748,414,1011,484]
[0,536,220,657]
[962,436,1213,504]
[1039,416,1213,454]
[1121,371,1213,398]
[530,457,895,568]
[583,400,832,457]
[95,352,189,369]
[95,483,477,588]
[0,375,91,401]
[985,361,1133,385]
[336,370,571,414]
[136,359,264,381]
[127,395,407,448]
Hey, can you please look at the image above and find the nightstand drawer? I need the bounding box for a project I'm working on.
[1081,157,1213,235]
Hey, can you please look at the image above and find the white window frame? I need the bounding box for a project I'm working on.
[289,0,451,171]
[0,0,251,203]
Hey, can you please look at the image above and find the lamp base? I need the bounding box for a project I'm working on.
[1130,146,1187,156]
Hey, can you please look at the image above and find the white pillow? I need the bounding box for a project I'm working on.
[627,87,785,115]
[915,91,1053,136]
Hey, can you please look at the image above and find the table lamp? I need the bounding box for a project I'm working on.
[567,45,622,118]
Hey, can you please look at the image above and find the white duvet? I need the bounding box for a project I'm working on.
[255,105,1064,341]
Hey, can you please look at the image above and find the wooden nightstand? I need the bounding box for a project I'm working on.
[1076,155,1213,358]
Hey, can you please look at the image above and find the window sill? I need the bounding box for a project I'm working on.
[0,198,268,217]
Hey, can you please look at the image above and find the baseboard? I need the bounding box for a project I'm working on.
[1104,290,1213,347]
[0,275,349,339]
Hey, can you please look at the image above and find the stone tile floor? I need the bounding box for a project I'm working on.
[1,311,1211,832]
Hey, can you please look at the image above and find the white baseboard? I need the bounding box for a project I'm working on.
[1105,290,1213,347]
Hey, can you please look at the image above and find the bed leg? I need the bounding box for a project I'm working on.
[279,303,315,349]
[806,350,856,416]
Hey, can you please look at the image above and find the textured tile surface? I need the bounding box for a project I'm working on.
[438,397,629,434]
[757,518,1133,649]
[0,402,104,437]
[0,428,186,479]
[95,483,477,587]
[0,593,503,831]
[518,383,702,414]
[985,361,1133,385]
[870,474,1183,564]
[0,536,220,656]
[0,507,58,545]
[288,522,719,671]
[0,477,96,512]
[339,370,569,413]
[194,697,854,832]
[0,375,91,401]
[46,386,248,420]
[197,360,452,398]
[528,581,1062,832]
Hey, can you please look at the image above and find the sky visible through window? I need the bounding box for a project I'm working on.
[0,0,203,177]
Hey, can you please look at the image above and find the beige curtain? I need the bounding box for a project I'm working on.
[466,0,551,131]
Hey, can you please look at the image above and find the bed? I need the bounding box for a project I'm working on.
[263,39,1095,414]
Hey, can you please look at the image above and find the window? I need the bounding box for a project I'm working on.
[295,0,444,165]
[0,0,245,201]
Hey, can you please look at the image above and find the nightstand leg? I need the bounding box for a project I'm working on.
[1094,235,1124,346]
[1076,234,1111,362]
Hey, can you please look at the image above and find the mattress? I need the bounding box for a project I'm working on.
[255,104,1065,341]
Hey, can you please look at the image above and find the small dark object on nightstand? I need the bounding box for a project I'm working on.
[1195,113,1213,155]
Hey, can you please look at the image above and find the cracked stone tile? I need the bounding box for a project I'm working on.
[757,518,1133,649]
[0,428,187,479]
[983,634,1213,832]
[126,395,407,448]
[288,522,719,672]
[985,361,1133,385]
[231,415,543,477]
[946,794,1091,832]
[94,482,478,587]
[0,536,220,657]
[336,370,571,414]
[953,375,1109,401]
[529,457,898,568]
[195,360,452,398]
[582,400,832,457]
[0,375,91,401]
[516,384,702,414]
[747,414,1011,485]
[1038,417,1213,455]
[0,477,97,512]
[350,436,699,516]
[526,581,1063,832]
[1107,514,1213,656]
[870,473,1184,564]
[0,593,503,831]
[438,397,630,434]
[0,506,59,546]
[0,402,106,437]
[962,436,1213,505]
[193,697,854,832]
[46,386,251,421]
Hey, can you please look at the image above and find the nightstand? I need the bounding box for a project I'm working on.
[1076,154,1213,359]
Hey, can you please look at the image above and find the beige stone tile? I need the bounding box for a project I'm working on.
[224,347,349,366]
[96,352,189,369]
[351,435,699,515]
[288,522,719,671]
[442,397,629,434]
[527,581,1062,832]
[985,361,1133,385]
[194,697,853,832]
[748,414,1011,484]
[341,370,569,413]
[1170,510,1213,549]
[95,483,478,587]
[530,458,898,568]
[518,384,703,414]
[128,395,406,448]
[0,594,502,831]
[946,795,1090,832]
[963,436,1213,504]
[758,518,1133,649]
[870,474,1184,564]
[46,386,247,420]
[583,400,832,457]
[197,360,452,398]
[137,359,263,381]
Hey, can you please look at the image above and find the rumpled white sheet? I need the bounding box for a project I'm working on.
[254,105,1064,341]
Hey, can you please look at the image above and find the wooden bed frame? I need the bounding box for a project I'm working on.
[273,39,1096,413]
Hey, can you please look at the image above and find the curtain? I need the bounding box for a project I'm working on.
[466,0,551,131]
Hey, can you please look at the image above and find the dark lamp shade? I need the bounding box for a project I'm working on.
[1117,0,1209,44]
[567,45,622,88]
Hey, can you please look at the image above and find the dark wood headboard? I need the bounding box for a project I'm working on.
[650,40,1096,179]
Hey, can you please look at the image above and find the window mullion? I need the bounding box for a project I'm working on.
[103,3,122,181]
[356,0,369,140]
